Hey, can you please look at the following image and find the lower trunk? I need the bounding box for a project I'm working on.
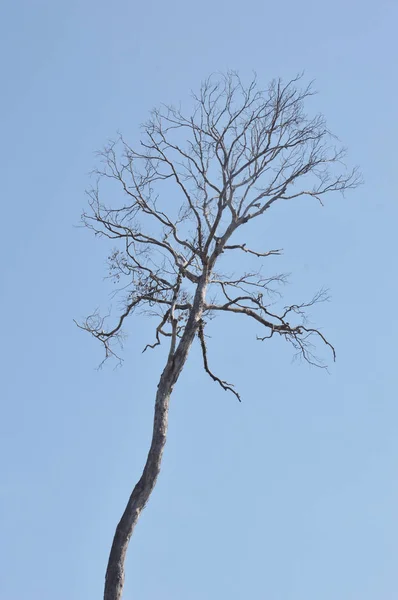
[104,279,207,600]
[103,370,171,600]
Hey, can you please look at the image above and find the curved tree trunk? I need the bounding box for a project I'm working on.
[103,278,208,600]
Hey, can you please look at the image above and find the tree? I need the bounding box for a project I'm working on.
[78,72,360,600]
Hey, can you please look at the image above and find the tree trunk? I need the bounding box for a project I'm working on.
[103,277,208,600]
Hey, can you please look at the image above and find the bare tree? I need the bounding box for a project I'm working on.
[77,72,360,600]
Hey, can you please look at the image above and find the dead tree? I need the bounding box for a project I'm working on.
[78,72,360,600]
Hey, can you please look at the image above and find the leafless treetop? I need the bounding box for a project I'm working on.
[78,72,360,400]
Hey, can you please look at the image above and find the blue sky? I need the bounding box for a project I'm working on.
[1,0,397,598]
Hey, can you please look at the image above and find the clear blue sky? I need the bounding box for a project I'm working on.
[1,1,397,598]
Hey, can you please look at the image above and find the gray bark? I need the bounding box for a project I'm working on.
[104,276,208,600]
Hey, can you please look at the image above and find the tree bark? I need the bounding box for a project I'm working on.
[103,277,208,600]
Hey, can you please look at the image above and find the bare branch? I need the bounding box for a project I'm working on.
[223,243,283,258]
[142,310,171,353]
[205,287,334,368]
[197,319,241,401]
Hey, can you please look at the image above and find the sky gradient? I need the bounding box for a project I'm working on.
[1,1,397,598]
